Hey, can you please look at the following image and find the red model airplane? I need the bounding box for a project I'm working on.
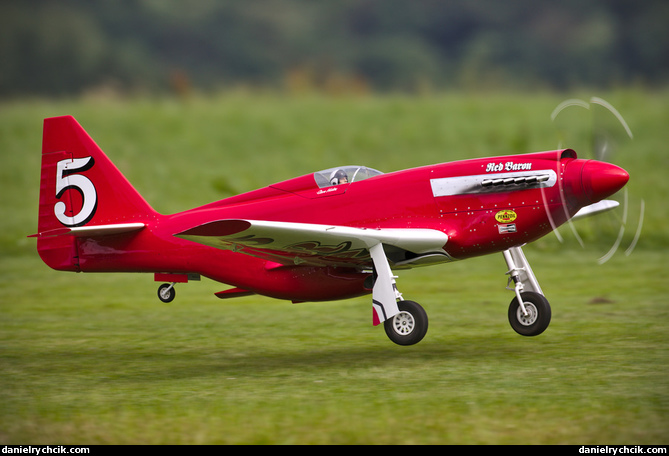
[31,116,629,345]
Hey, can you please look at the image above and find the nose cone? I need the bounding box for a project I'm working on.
[581,160,629,203]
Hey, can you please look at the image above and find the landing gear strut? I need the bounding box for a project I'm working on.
[369,243,428,346]
[503,246,551,336]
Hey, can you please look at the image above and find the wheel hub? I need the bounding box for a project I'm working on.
[516,302,538,326]
[391,311,415,335]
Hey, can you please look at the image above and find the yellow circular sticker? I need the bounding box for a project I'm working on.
[495,209,517,223]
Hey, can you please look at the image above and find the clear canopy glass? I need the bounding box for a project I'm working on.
[313,166,383,188]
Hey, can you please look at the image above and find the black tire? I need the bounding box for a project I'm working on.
[508,291,551,336]
[384,300,428,346]
[157,283,176,303]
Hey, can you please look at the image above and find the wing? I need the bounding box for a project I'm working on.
[571,200,619,220]
[175,219,450,269]
[176,219,449,325]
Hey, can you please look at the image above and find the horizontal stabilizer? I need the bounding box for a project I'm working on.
[30,222,145,238]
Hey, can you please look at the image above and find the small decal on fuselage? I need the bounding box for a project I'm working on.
[498,223,517,234]
[495,210,517,223]
[316,187,339,195]
[486,162,532,172]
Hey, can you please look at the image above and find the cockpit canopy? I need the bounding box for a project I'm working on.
[314,166,383,188]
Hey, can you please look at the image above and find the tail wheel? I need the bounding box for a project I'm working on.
[508,291,551,336]
[157,283,176,303]
[384,300,428,346]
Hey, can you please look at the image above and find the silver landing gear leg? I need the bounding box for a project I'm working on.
[502,246,551,337]
[503,246,542,316]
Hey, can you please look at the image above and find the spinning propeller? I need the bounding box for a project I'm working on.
[548,97,645,264]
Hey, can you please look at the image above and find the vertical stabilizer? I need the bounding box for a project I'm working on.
[35,116,157,270]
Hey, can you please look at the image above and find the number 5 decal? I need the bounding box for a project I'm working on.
[54,156,97,227]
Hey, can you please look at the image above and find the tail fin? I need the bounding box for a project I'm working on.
[34,116,156,271]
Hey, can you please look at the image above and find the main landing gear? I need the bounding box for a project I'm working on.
[369,243,430,346]
[503,246,551,336]
[372,244,550,346]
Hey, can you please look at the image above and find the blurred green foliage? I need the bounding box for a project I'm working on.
[1,0,668,96]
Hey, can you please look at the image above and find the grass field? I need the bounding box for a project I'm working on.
[1,90,668,444]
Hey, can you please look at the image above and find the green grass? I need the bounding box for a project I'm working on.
[1,90,668,444]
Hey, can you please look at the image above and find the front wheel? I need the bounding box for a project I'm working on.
[508,291,551,336]
[384,300,428,346]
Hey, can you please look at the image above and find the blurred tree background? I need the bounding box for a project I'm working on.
[1,0,667,97]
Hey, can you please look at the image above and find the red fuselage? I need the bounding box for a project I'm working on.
[58,149,627,303]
